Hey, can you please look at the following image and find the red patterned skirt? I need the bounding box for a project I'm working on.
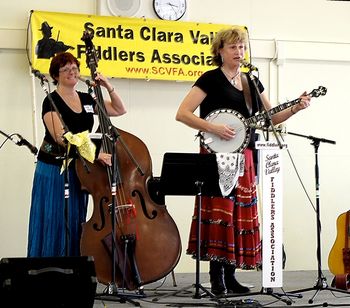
[186,148,261,269]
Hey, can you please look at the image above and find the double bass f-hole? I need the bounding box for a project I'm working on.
[77,29,181,290]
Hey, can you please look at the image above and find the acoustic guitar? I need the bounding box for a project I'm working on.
[328,210,350,290]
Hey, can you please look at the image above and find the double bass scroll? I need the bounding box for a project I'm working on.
[77,28,181,290]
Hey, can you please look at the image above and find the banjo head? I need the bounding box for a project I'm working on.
[201,109,250,153]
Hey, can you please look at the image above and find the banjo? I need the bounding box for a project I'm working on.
[200,86,327,153]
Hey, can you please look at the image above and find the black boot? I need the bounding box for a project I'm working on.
[209,261,227,296]
[224,264,250,294]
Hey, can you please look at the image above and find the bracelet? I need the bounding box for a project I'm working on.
[108,87,115,94]
[291,106,296,115]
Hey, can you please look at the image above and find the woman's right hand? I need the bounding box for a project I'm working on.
[97,152,112,166]
[212,123,236,140]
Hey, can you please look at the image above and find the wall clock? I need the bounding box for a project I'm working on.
[153,0,187,21]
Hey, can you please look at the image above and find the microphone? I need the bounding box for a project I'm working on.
[249,123,285,133]
[16,134,38,155]
[240,59,258,71]
[79,77,95,87]
[32,69,48,82]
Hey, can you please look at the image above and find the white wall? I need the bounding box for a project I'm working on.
[1,0,350,278]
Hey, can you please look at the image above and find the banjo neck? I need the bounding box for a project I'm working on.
[246,86,327,127]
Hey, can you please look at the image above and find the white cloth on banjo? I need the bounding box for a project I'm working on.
[215,153,245,197]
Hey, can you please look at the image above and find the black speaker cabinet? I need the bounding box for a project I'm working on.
[0,256,97,308]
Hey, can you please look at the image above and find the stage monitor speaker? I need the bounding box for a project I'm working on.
[0,256,97,308]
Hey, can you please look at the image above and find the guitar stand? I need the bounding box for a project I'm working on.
[284,132,350,304]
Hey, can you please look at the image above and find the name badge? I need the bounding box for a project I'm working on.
[84,105,94,113]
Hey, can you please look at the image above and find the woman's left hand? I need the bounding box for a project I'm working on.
[94,73,113,91]
[296,91,312,111]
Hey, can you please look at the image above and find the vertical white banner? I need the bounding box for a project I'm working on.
[258,142,285,288]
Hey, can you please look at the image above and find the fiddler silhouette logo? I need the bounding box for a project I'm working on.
[35,21,74,59]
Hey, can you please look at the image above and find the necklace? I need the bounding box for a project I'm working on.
[221,67,240,86]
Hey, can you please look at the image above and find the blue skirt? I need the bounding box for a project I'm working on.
[27,161,88,257]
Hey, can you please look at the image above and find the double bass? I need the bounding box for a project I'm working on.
[76,29,181,290]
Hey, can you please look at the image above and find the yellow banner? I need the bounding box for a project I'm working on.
[31,10,248,82]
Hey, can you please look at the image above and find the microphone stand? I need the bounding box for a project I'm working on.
[35,75,70,256]
[80,30,146,305]
[246,69,284,149]
[0,130,17,146]
[284,132,350,304]
[86,81,144,307]
[33,72,89,257]
[0,130,38,155]
[226,67,298,305]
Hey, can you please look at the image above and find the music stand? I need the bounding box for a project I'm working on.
[159,152,222,197]
[152,152,223,302]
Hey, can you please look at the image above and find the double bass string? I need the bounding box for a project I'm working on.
[93,75,131,229]
[82,28,135,232]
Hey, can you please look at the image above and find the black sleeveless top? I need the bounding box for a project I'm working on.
[37,90,96,165]
[194,68,264,149]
